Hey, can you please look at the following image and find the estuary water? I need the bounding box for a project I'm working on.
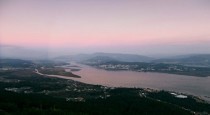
[60,63,210,102]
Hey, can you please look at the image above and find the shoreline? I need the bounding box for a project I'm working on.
[34,68,210,104]
[92,65,210,78]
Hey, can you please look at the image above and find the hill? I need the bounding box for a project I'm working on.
[55,52,153,62]
[153,54,210,67]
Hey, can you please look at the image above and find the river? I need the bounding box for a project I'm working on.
[46,63,210,102]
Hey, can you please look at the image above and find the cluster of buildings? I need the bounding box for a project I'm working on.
[98,64,138,70]
[170,92,188,99]
[5,87,32,94]
[97,64,192,72]
[0,67,19,71]
[66,97,85,102]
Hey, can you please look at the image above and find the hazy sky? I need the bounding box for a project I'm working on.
[0,0,210,56]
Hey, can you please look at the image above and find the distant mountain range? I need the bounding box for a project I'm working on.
[55,53,210,67]
[1,47,209,67]
[82,56,117,64]
[0,45,48,60]
[152,54,210,67]
[0,59,33,68]
[55,52,154,63]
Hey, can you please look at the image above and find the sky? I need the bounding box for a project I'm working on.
[0,0,210,57]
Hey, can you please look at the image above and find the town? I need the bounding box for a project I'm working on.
[86,61,210,77]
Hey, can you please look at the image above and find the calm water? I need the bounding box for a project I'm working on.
[63,63,210,102]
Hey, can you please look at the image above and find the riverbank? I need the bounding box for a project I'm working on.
[1,59,210,114]
[35,68,210,104]
[84,61,210,77]
[0,68,209,114]
[35,68,81,78]
[56,63,210,103]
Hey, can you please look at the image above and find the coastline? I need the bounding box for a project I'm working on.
[34,68,210,104]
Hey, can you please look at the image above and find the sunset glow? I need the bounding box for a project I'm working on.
[0,0,210,55]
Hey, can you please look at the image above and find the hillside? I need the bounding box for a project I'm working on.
[55,52,153,62]
[153,54,210,67]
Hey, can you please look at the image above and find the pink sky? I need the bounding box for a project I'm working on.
[0,0,210,54]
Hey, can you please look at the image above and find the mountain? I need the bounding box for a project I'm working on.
[0,59,33,68]
[81,56,117,65]
[55,52,154,62]
[0,45,48,60]
[153,54,210,67]
[91,53,153,62]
